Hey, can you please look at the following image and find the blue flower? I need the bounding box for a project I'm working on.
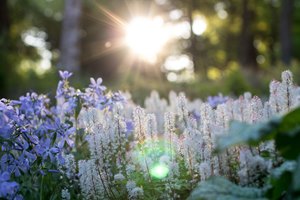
[58,127,75,148]
[0,70,127,196]
[0,171,20,198]
[6,154,30,177]
[207,94,228,108]
[89,78,106,92]
[190,110,201,122]
[59,71,73,80]
[56,81,65,98]
[35,138,60,162]
[125,120,134,137]
[105,91,126,111]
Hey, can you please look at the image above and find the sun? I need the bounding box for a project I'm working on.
[125,16,169,63]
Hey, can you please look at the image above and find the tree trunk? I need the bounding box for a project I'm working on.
[187,0,207,78]
[0,0,10,97]
[269,0,277,66]
[59,0,82,72]
[0,0,9,34]
[239,0,258,71]
[279,0,294,66]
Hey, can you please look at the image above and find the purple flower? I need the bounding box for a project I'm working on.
[125,120,134,137]
[0,70,126,196]
[0,172,10,182]
[7,154,30,177]
[46,118,68,136]
[58,127,75,148]
[1,154,13,171]
[82,88,107,109]
[106,92,126,111]
[65,97,78,115]
[35,138,60,162]
[56,81,64,98]
[0,172,19,198]
[89,78,106,92]
[56,153,65,165]
[47,169,60,173]
[59,71,73,80]
[15,92,50,119]
[207,94,228,108]
[190,110,201,122]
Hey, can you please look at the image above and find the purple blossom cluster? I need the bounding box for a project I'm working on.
[0,71,124,199]
[0,172,22,200]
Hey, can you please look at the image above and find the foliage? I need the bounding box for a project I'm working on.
[189,71,300,199]
[0,71,124,199]
[1,70,300,200]
[187,177,267,200]
[216,107,300,160]
[2,0,300,100]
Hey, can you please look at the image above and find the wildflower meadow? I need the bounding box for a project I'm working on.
[1,70,300,200]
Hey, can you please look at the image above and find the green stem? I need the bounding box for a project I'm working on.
[40,175,44,200]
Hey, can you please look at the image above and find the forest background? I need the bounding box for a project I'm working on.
[0,0,299,102]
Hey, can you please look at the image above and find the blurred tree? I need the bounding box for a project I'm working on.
[0,0,9,33]
[187,0,204,75]
[239,0,258,71]
[0,0,10,96]
[1,0,300,100]
[268,0,279,66]
[59,0,82,72]
[0,0,64,98]
[279,0,294,65]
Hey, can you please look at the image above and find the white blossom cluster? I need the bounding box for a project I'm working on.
[73,70,300,199]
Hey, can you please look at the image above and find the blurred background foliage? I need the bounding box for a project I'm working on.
[0,0,300,102]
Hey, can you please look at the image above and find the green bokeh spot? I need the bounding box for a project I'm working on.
[150,163,169,179]
[134,139,175,165]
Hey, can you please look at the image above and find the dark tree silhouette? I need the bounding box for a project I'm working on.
[239,0,258,71]
[279,0,294,65]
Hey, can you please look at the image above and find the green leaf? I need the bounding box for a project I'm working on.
[278,108,300,134]
[216,118,281,152]
[187,177,267,200]
[216,107,300,160]
[275,132,300,160]
[267,161,296,199]
[74,96,81,120]
[293,156,300,192]
[275,108,300,160]
[271,161,296,179]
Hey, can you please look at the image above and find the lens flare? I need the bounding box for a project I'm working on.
[150,163,169,179]
[133,139,174,180]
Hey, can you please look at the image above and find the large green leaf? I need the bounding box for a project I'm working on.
[216,107,300,160]
[266,161,296,199]
[275,108,300,160]
[293,157,300,192]
[187,177,267,200]
[215,118,281,152]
